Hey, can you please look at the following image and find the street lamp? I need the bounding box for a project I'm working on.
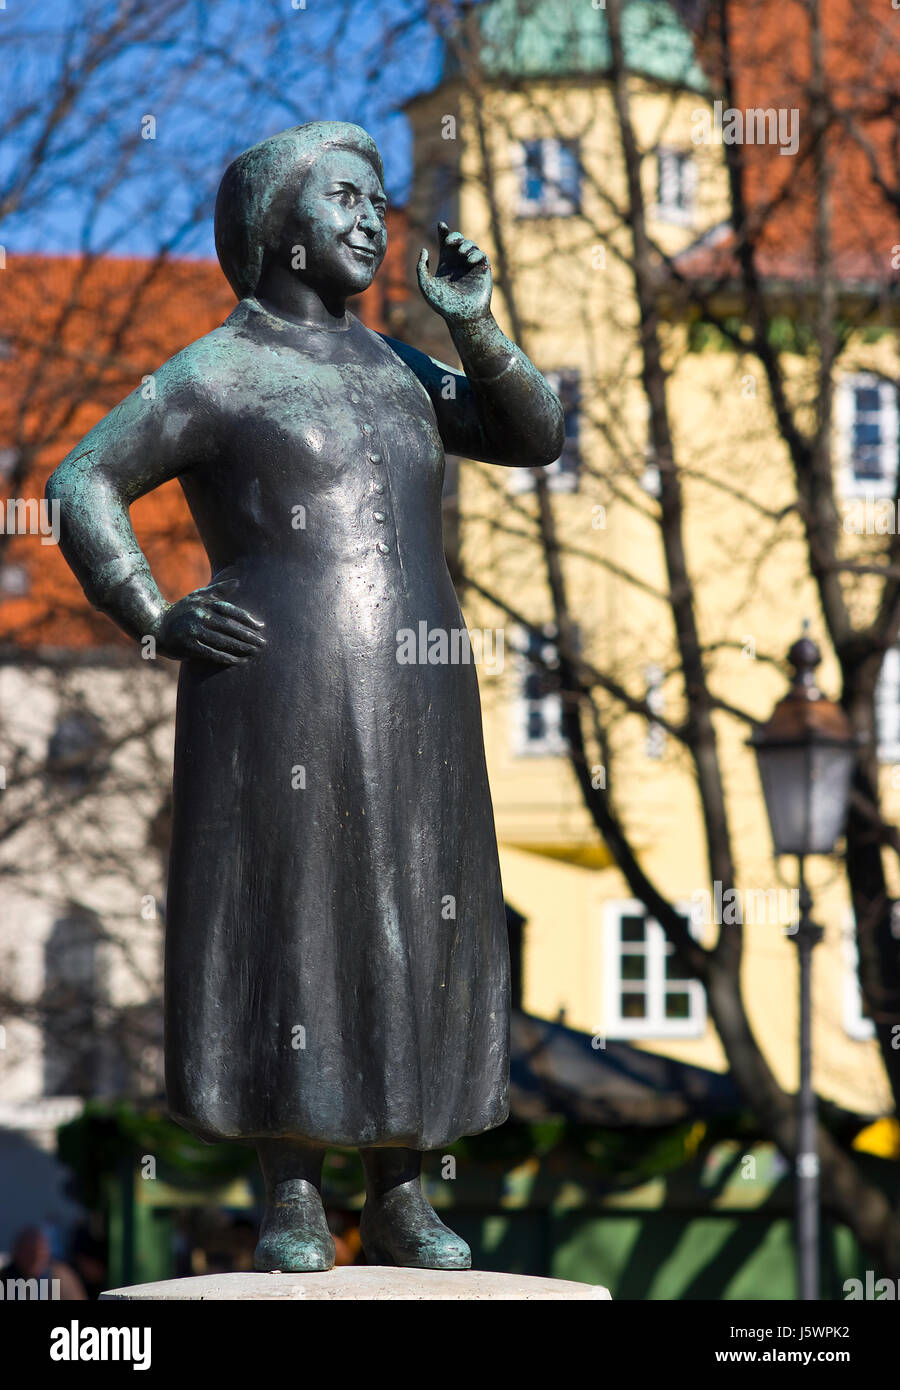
[749,632,857,1302]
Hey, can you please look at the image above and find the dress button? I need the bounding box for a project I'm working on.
[376,541,390,555]
[373,482,385,494]
[368,452,382,464]
[350,391,361,404]
[373,511,386,523]
[362,423,373,435]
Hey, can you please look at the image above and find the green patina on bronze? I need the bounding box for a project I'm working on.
[47,120,564,1274]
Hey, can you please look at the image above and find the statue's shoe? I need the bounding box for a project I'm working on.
[360,1182,471,1269]
[253,1183,335,1273]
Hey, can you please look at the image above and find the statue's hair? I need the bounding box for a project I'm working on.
[214,121,385,300]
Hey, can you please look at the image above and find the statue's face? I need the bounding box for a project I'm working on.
[287,148,387,297]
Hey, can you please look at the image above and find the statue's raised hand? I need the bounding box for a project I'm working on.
[153,578,266,665]
[417,221,492,326]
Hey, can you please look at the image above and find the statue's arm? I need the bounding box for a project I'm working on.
[45,366,205,645]
[394,221,564,466]
[381,323,565,469]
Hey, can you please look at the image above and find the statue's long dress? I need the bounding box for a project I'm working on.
[164,300,510,1149]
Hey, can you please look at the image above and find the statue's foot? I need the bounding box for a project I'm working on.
[253,1181,335,1273]
[360,1180,471,1269]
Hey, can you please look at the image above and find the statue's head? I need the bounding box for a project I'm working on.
[215,121,387,302]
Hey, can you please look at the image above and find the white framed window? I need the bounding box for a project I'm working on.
[515,138,581,217]
[511,622,568,757]
[875,645,900,761]
[645,663,666,758]
[842,913,876,1041]
[510,368,580,493]
[836,373,899,496]
[604,899,706,1039]
[640,398,661,495]
[654,148,697,226]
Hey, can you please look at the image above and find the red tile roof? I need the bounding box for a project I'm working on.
[678,0,900,292]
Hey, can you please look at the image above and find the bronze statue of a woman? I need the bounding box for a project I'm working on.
[47,122,564,1273]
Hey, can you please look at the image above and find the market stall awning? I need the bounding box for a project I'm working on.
[510,1010,743,1127]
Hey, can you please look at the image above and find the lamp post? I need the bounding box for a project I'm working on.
[749,633,857,1302]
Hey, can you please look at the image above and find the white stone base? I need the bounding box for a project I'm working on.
[100,1268,611,1301]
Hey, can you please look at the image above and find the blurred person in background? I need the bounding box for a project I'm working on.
[0,1224,87,1299]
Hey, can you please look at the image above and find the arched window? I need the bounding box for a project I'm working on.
[42,910,111,1097]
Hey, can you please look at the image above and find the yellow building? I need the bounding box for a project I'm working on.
[403,0,896,1128]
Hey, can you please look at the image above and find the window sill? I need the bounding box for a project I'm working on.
[515,205,580,220]
[605,1019,707,1040]
[650,205,695,228]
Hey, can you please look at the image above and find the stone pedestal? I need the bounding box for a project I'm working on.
[101,1268,611,1301]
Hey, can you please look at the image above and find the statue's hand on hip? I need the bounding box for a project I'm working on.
[417,221,492,326]
[152,578,266,665]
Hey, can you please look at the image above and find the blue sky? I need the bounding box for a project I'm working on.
[0,0,446,258]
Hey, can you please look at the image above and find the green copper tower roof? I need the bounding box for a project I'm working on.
[444,0,708,91]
